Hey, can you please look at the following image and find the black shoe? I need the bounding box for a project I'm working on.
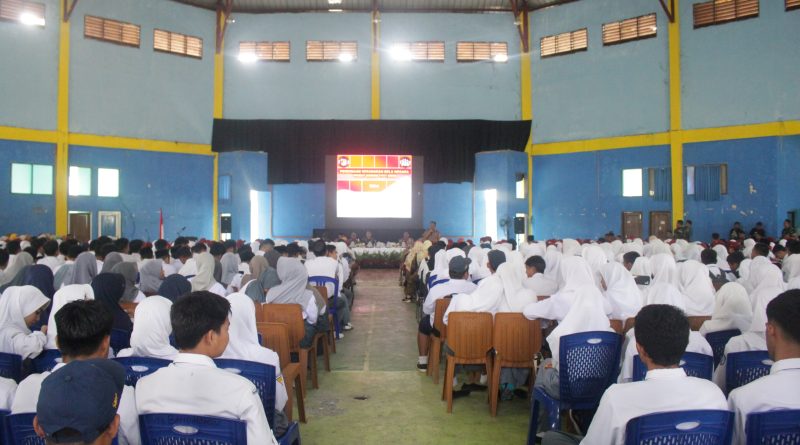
[452,389,471,399]
[416,363,427,372]
[462,383,488,392]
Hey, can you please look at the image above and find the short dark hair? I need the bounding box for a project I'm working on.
[43,240,59,256]
[752,243,770,257]
[0,249,9,268]
[174,237,189,247]
[286,243,301,258]
[67,244,86,260]
[766,289,800,344]
[58,239,73,256]
[209,242,225,257]
[634,304,690,367]
[756,222,764,227]
[239,250,255,263]
[700,248,717,265]
[525,255,546,274]
[788,240,800,255]
[260,239,275,248]
[223,240,236,251]
[55,300,114,358]
[311,240,327,257]
[686,220,692,225]
[711,233,720,240]
[97,243,116,259]
[139,247,153,259]
[24,246,38,259]
[677,220,684,225]
[527,235,535,242]
[113,238,129,251]
[129,239,144,253]
[727,251,745,265]
[171,291,231,350]
[325,244,337,255]
[191,243,207,254]
[6,240,20,254]
[154,239,169,251]
[773,244,787,255]
[274,245,287,255]
[155,248,171,260]
[623,251,640,265]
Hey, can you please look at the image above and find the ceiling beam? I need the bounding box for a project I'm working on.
[62,0,78,22]
[510,0,530,52]
[659,0,676,23]
[215,0,233,54]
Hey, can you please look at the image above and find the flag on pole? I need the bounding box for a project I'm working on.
[159,209,164,240]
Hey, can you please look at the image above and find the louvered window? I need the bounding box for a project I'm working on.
[84,15,140,47]
[392,41,445,61]
[239,41,290,62]
[0,0,45,26]
[694,0,759,28]
[602,14,657,45]
[787,0,800,10]
[456,42,508,62]
[540,29,587,58]
[154,29,202,59]
[306,40,357,61]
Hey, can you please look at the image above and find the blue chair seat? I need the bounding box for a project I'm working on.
[704,329,741,368]
[110,329,132,355]
[113,357,172,387]
[139,413,246,445]
[725,351,772,395]
[633,352,714,382]
[0,353,23,382]
[308,276,340,338]
[624,409,734,445]
[31,349,62,374]
[277,420,301,445]
[745,409,800,444]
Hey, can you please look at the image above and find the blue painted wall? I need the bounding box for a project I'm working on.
[532,145,671,240]
[0,140,55,234]
[777,136,800,229]
[0,0,59,130]
[474,150,529,240]
[681,0,800,129]
[423,182,473,237]
[223,13,372,120]
[69,0,215,144]
[530,0,669,143]
[68,146,213,239]
[271,183,325,238]
[380,13,520,120]
[218,151,269,241]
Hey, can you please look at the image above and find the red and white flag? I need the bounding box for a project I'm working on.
[159,209,164,240]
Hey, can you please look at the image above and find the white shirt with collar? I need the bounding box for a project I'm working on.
[422,278,477,316]
[728,358,800,445]
[522,273,559,297]
[11,362,140,445]
[36,256,62,273]
[0,377,16,410]
[136,353,278,445]
[618,329,713,383]
[305,256,340,298]
[581,368,728,445]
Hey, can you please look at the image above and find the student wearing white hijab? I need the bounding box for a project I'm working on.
[0,286,50,359]
[467,246,490,282]
[782,251,800,283]
[742,238,756,258]
[116,296,178,360]
[522,256,595,322]
[190,252,226,297]
[698,282,753,335]
[747,259,786,310]
[543,249,563,289]
[736,258,754,294]
[582,245,608,288]
[561,239,580,257]
[630,256,653,293]
[600,262,643,321]
[45,284,94,350]
[712,244,730,272]
[220,249,240,287]
[265,257,319,348]
[0,252,33,287]
[521,256,558,297]
[676,260,716,316]
[220,293,288,414]
[429,249,450,288]
[444,250,508,324]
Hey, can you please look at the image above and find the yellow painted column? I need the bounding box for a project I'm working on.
[55,10,71,236]
[370,10,381,119]
[212,39,224,238]
[520,12,534,235]
[667,1,684,225]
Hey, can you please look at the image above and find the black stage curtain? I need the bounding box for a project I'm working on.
[211,119,531,184]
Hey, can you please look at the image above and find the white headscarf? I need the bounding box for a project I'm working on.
[46,284,94,349]
[712,245,730,271]
[583,245,608,287]
[523,256,595,321]
[737,258,754,294]
[543,250,563,288]
[0,252,33,286]
[643,282,686,309]
[265,257,313,305]
[783,254,800,283]
[546,285,612,370]
[743,239,756,258]
[0,286,50,359]
[789,277,800,290]
[222,292,276,364]
[561,239,581,257]
[467,247,490,281]
[699,283,753,334]
[191,253,217,292]
[630,256,652,277]
[748,259,786,309]
[677,260,716,316]
[600,262,643,320]
[221,252,239,286]
[116,296,178,360]
[431,249,449,280]
[648,239,672,257]
[448,262,512,316]
[650,254,678,286]
[521,242,545,260]
[178,258,198,277]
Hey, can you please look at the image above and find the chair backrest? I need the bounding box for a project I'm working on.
[256,322,291,368]
[745,409,800,445]
[214,359,277,429]
[430,278,450,289]
[0,352,22,382]
[113,357,172,387]
[315,285,328,299]
[632,352,714,382]
[432,298,452,339]
[7,412,44,445]
[31,349,63,374]
[492,313,541,364]
[558,331,622,408]
[139,413,246,445]
[308,275,338,299]
[704,329,741,368]
[624,409,734,445]
[262,304,305,352]
[445,312,493,361]
[725,351,773,394]
[254,300,264,324]
[110,328,132,355]
[687,316,712,331]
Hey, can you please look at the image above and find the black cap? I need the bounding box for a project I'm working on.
[487,250,506,270]
[37,359,126,443]
[448,256,471,275]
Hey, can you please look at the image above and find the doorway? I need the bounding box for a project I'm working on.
[68,211,92,243]
[622,212,643,239]
[98,211,122,238]
[649,211,671,239]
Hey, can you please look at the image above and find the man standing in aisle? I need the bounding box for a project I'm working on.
[422,221,441,243]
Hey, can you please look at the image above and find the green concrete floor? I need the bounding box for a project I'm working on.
[295,269,531,444]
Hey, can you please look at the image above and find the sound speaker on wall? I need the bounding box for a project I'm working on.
[220,215,232,233]
[514,217,525,234]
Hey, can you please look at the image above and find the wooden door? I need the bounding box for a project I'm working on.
[69,212,91,243]
[622,212,643,239]
[649,211,671,239]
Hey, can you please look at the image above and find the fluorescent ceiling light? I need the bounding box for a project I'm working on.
[19,12,45,26]
[328,0,342,4]
[338,53,354,62]
[238,52,257,63]
[493,53,508,62]
[390,44,412,61]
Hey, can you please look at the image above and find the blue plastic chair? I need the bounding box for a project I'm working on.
[139,413,246,445]
[704,329,741,368]
[0,353,22,382]
[725,351,773,395]
[213,359,301,445]
[308,276,340,338]
[31,349,62,373]
[632,352,714,382]
[0,409,9,445]
[527,331,622,445]
[110,328,132,355]
[7,411,119,445]
[113,357,171,387]
[429,278,450,289]
[624,410,734,445]
[745,409,800,444]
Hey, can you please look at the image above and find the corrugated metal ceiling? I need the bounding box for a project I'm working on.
[169,0,572,13]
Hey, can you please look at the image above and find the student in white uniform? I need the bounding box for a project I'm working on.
[444,250,508,325]
[13,300,140,445]
[698,282,753,336]
[36,240,62,273]
[0,377,15,410]
[32,358,126,445]
[728,290,800,445]
[189,252,227,297]
[45,284,95,350]
[136,291,279,445]
[521,255,558,297]
[523,256,595,322]
[220,292,289,433]
[599,262,643,322]
[116,296,178,360]
[266,257,320,348]
[0,285,50,359]
[416,256,477,371]
[676,259,716,316]
[542,305,728,445]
